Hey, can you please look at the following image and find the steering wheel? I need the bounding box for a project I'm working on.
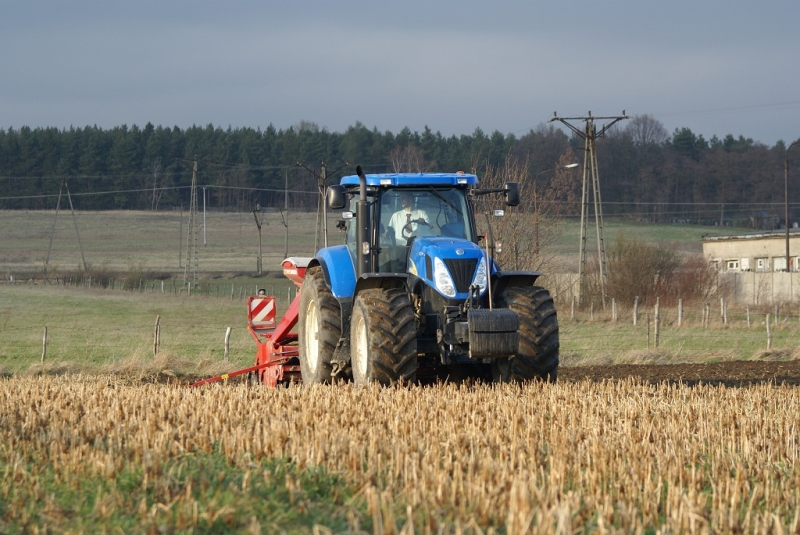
[402,218,429,239]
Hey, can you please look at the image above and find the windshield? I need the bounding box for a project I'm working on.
[375,188,471,272]
[380,188,471,245]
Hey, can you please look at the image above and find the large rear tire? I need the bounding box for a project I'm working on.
[351,288,417,385]
[298,267,341,383]
[492,286,559,382]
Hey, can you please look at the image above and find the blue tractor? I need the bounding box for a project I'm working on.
[297,166,559,384]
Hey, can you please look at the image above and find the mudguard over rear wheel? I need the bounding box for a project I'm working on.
[298,267,341,383]
[492,286,559,382]
[351,288,417,385]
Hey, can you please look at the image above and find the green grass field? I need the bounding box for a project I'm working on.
[0,209,745,277]
[0,209,792,376]
[2,281,797,377]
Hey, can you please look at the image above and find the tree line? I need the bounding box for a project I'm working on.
[0,117,797,226]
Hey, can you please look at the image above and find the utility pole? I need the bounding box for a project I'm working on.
[551,111,628,306]
[183,158,199,290]
[284,167,289,259]
[45,179,88,276]
[253,204,264,275]
[786,140,800,273]
[297,161,349,252]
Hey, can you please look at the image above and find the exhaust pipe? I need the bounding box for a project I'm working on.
[356,166,371,277]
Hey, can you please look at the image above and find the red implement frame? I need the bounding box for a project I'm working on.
[190,258,310,387]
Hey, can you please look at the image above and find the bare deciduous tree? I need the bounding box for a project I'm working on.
[389,144,432,173]
[624,114,668,147]
[474,152,577,273]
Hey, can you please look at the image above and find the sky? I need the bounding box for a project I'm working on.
[2,1,800,147]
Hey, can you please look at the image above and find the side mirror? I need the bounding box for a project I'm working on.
[327,185,347,210]
[504,182,519,207]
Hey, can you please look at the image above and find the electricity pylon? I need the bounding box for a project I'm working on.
[44,179,88,276]
[183,159,199,290]
[551,111,628,306]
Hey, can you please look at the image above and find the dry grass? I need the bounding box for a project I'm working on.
[2,376,798,533]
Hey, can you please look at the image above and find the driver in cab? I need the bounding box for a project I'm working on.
[389,191,432,245]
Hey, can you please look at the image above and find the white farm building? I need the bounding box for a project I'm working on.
[702,230,800,272]
[702,230,800,303]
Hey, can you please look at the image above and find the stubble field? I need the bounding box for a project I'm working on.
[2,375,799,533]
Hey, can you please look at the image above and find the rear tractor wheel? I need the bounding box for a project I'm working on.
[351,288,417,385]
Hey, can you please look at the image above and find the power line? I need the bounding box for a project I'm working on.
[0,184,318,201]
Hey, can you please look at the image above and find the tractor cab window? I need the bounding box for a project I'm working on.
[377,188,471,272]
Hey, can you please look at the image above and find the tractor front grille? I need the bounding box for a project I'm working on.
[443,258,478,294]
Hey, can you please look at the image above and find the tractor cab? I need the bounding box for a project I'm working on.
[340,185,475,274]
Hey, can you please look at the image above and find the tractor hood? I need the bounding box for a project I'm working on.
[406,237,489,299]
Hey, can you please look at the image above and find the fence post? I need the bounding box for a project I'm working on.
[153,315,161,357]
[41,326,47,364]
[722,298,728,325]
[774,304,779,326]
[571,295,576,322]
[746,306,751,328]
[654,298,660,349]
[224,327,232,362]
[590,301,594,321]
[231,283,235,300]
[646,313,651,349]
[633,296,639,326]
[766,314,772,349]
[678,299,683,327]
[612,298,617,322]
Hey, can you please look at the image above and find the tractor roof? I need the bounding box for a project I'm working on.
[339,172,479,187]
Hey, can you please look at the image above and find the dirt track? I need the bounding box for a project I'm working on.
[560,360,800,387]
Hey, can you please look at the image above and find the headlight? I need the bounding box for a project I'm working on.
[433,257,456,297]
[471,256,487,293]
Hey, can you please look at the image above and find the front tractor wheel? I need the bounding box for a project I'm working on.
[350,288,417,386]
[298,267,341,384]
[493,286,559,382]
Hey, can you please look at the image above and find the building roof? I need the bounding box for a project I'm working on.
[702,229,800,242]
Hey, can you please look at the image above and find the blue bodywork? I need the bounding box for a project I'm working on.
[407,237,489,299]
[340,172,478,188]
[316,245,357,299]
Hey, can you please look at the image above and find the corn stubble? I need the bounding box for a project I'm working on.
[1,376,799,533]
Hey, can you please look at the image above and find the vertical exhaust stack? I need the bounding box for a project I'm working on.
[356,166,371,277]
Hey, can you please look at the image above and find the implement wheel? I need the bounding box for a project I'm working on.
[351,288,417,385]
[493,286,559,382]
[298,266,341,383]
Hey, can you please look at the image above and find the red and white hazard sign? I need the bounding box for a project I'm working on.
[248,296,276,329]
